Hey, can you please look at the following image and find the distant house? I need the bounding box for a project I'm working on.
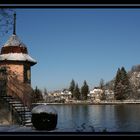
[60,89,72,101]
[45,91,61,102]
[88,87,103,101]
[46,89,72,103]
[52,91,61,97]
[104,90,114,100]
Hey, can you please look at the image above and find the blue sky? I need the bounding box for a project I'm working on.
[1,8,140,91]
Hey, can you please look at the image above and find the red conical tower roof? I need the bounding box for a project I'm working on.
[0,13,37,66]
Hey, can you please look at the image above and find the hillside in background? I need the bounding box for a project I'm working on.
[105,64,140,99]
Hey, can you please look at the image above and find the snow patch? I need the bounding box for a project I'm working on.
[4,34,26,47]
[0,53,37,63]
[31,105,57,114]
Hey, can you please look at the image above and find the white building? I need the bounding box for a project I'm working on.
[104,90,114,100]
[88,88,103,101]
[60,89,72,101]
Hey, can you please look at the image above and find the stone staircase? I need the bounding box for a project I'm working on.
[1,95,32,127]
[0,67,34,127]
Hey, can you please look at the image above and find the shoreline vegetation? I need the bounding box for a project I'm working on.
[33,65,140,106]
[33,100,140,106]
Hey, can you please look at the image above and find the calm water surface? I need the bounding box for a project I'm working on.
[46,104,140,132]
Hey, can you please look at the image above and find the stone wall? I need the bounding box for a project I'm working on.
[0,66,33,108]
[0,99,13,125]
[0,63,24,82]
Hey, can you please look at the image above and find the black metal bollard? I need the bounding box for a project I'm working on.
[31,105,57,131]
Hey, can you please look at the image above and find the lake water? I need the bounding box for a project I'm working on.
[45,104,140,132]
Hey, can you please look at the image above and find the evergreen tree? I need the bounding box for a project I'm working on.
[44,88,48,96]
[81,80,89,100]
[105,79,114,90]
[114,68,121,99]
[99,79,105,89]
[33,86,43,102]
[120,67,132,99]
[69,79,75,98]
[43,88,48,101]
[114,67,132,100]
[115,68,121,85]
[100,90,106,100]
[114,82,124,100]
[73,84,80,100]
[114,68,125,100]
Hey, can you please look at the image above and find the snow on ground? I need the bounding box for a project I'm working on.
[32,105,57,114]
[0,125,76,132]
[0,125,34,132]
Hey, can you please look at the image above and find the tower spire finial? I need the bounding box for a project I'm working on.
[13,12,16,35]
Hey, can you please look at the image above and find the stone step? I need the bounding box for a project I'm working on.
[21,119,32,124]
[20,119,32,124]
[22,118,31,121]
[19,116,32,123]
[14,106,28,109]
[9,101,22,104]
[19,112,32,115]
[15,108,30,112]
[22,116,32,119]
[3,96,13,99]
[21,110,31,113]
[23,119,32,123]
[20,114,32,119]
[12,104,24,107]
[24,123,33,127]
[21,114,32,118]
[2,96,13,99]
[1,95,33,127]
[5,98,14,102]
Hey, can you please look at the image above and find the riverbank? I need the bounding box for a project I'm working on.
[33,100,140,105]
[1,104,140,133]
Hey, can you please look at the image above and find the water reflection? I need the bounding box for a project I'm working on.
[47,104,140,132]
[114,104,140,132]
[87,105,116,131]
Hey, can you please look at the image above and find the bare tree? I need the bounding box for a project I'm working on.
[0,9,14,38]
